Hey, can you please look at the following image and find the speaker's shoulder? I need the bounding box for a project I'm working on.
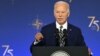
[68,23,81,32]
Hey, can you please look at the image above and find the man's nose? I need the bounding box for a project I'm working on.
[59,13,62,17]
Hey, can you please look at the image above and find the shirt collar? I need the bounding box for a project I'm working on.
[56,21,68,31]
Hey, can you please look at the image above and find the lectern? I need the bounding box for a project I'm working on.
[31,46,89,56]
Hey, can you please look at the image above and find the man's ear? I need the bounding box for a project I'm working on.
[67,9,70,17]
[67,12,70,17]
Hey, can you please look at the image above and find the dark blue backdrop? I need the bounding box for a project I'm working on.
[0,0,100,56]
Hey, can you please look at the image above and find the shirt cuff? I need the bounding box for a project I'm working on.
[34,40,40,45]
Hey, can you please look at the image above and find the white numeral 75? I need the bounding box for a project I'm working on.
[2,45,13,56]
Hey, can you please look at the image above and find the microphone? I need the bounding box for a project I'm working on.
[61,29,67,46]
[63,29,67,37]
[63,28,72,46]
[55,28,59,39]
[63,28,72,37]
[55,28,71,46]
[55,28,60,46]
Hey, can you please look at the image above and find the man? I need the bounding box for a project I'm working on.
[31,1,86,46]
[30,1,93,56]
[30,0,93,55]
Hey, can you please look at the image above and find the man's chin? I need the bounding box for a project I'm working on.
[58,22,64,25]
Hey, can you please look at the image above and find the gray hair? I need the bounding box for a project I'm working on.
[54,1,70,16]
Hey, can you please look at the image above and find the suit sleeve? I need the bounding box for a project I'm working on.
[35,27,46,46]
[76,29,87,46]
[30,27,46,53]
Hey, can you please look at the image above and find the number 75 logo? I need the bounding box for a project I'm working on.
[88,16,100,31]
[2,45,13,56]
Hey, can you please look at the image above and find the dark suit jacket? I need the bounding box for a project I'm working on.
[30,22,86,52]
[30,23,86,52]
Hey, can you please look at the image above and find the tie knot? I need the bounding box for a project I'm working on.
[60,26,63,32]
[60,26,63,29]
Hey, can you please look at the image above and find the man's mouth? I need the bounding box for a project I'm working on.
[58,18,63,20]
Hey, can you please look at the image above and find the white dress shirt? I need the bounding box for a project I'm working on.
[56,21,68,31]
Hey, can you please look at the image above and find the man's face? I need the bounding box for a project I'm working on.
[54,3,69,25]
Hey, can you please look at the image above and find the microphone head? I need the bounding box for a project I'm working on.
[56,28,59,33]
[63,29,67,34]
[63,29,67,37]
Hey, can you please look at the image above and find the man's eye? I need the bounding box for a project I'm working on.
[62,11,65,13]
[56,11,59,13]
